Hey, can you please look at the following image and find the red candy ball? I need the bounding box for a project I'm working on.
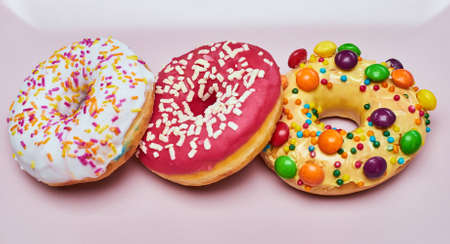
[288,48,307,69]
[270,122,290,146]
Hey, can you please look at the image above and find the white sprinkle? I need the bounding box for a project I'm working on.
[146,132,155,141]
[139,142,147,154]
[178,81,188,93]
[218,113,226,121]
[155,85,163,94]
[233,108,242,116]
[206,123,213,137]
[171,102,179,110]
[194,59,210,68]
[176,134,185,147]
[213,130,222,139]
[228,121,238,131]
[165,144,176,160]
[239,89,255,103]
[164,65,174,73]
[228,69,245,81]
[198,49,210,54]
[153,152,159,158]
[175,66,184,75]
[149,143,163,151]
[218,59,225,67]
[155,119,162,128]
[159,134,169,143]
[263,58,273,66]
[198,84,205,99]
[187,124,195,136]
[258,70,265,78]
[194,125,202,135]
[192,69,200,80]
[216,73,224,82]
[204,138,211,150]
[162,77,174,85]
[186,78,195,89]
[258,51,263,56]
[244,69,259,88]
[187,53,193,60]
[190,138,198,149]
[186,90,195,102]
[188,149,197,158]
[160,98,174,103]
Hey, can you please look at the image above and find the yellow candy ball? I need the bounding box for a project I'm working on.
[417,89,437,110]
[313,41,337,58]
[342,174,350,181]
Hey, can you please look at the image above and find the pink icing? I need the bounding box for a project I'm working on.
[138,41,280,174]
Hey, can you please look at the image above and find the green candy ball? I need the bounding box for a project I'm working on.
[365,64,390,82]
[338,43,361,56]
[274,155,297,179]
[400,130,422,155]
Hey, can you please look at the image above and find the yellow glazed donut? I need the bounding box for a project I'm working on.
[261,41,437,195]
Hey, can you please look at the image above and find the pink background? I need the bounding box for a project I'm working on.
[1,3,449,244]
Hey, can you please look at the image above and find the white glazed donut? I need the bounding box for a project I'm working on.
[7,37,156,186]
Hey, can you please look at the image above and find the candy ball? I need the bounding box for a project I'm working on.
[391,69,414,89]
[299,162,325,186]
[318,129,343,154]
[386,58,404,70]
[337,43,361,56]
[288,48,307,69]
[417,89,437,110]
[334,50,358,70]
[370,108,396,128]
[400,130,422,155]
[274,155,297,179]
[365,64,390,82]
[363,156,387,179]
[296,67,319,92]
[313,41,337,58]
[271,122,290,146]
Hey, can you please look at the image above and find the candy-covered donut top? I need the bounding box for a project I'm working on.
[263,41,436,193]
[7,37,155,184]
[138,41,280,174]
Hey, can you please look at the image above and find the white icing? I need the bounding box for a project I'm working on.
[7,37,155,184]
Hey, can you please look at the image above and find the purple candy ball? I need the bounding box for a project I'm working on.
[364,156,387,179]
[386,58,404,70]
[335,50,358,70]
[370,108,396,128]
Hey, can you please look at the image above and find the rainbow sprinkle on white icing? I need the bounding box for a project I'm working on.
[7,37,155,184]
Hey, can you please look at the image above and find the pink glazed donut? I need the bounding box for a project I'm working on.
[137,41,282,186]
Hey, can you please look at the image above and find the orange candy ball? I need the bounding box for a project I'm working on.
[299,162,325,186]
[391,69,414,89]
[296,67,319,92]
[318,129,343,154]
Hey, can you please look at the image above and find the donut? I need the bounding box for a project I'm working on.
[137,41,282,186]
[7,37,156,186]
[261,41,437,195]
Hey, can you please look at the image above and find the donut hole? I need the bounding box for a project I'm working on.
[189,92,217,116]
[55,78,91,117]
[319,116,359,132]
